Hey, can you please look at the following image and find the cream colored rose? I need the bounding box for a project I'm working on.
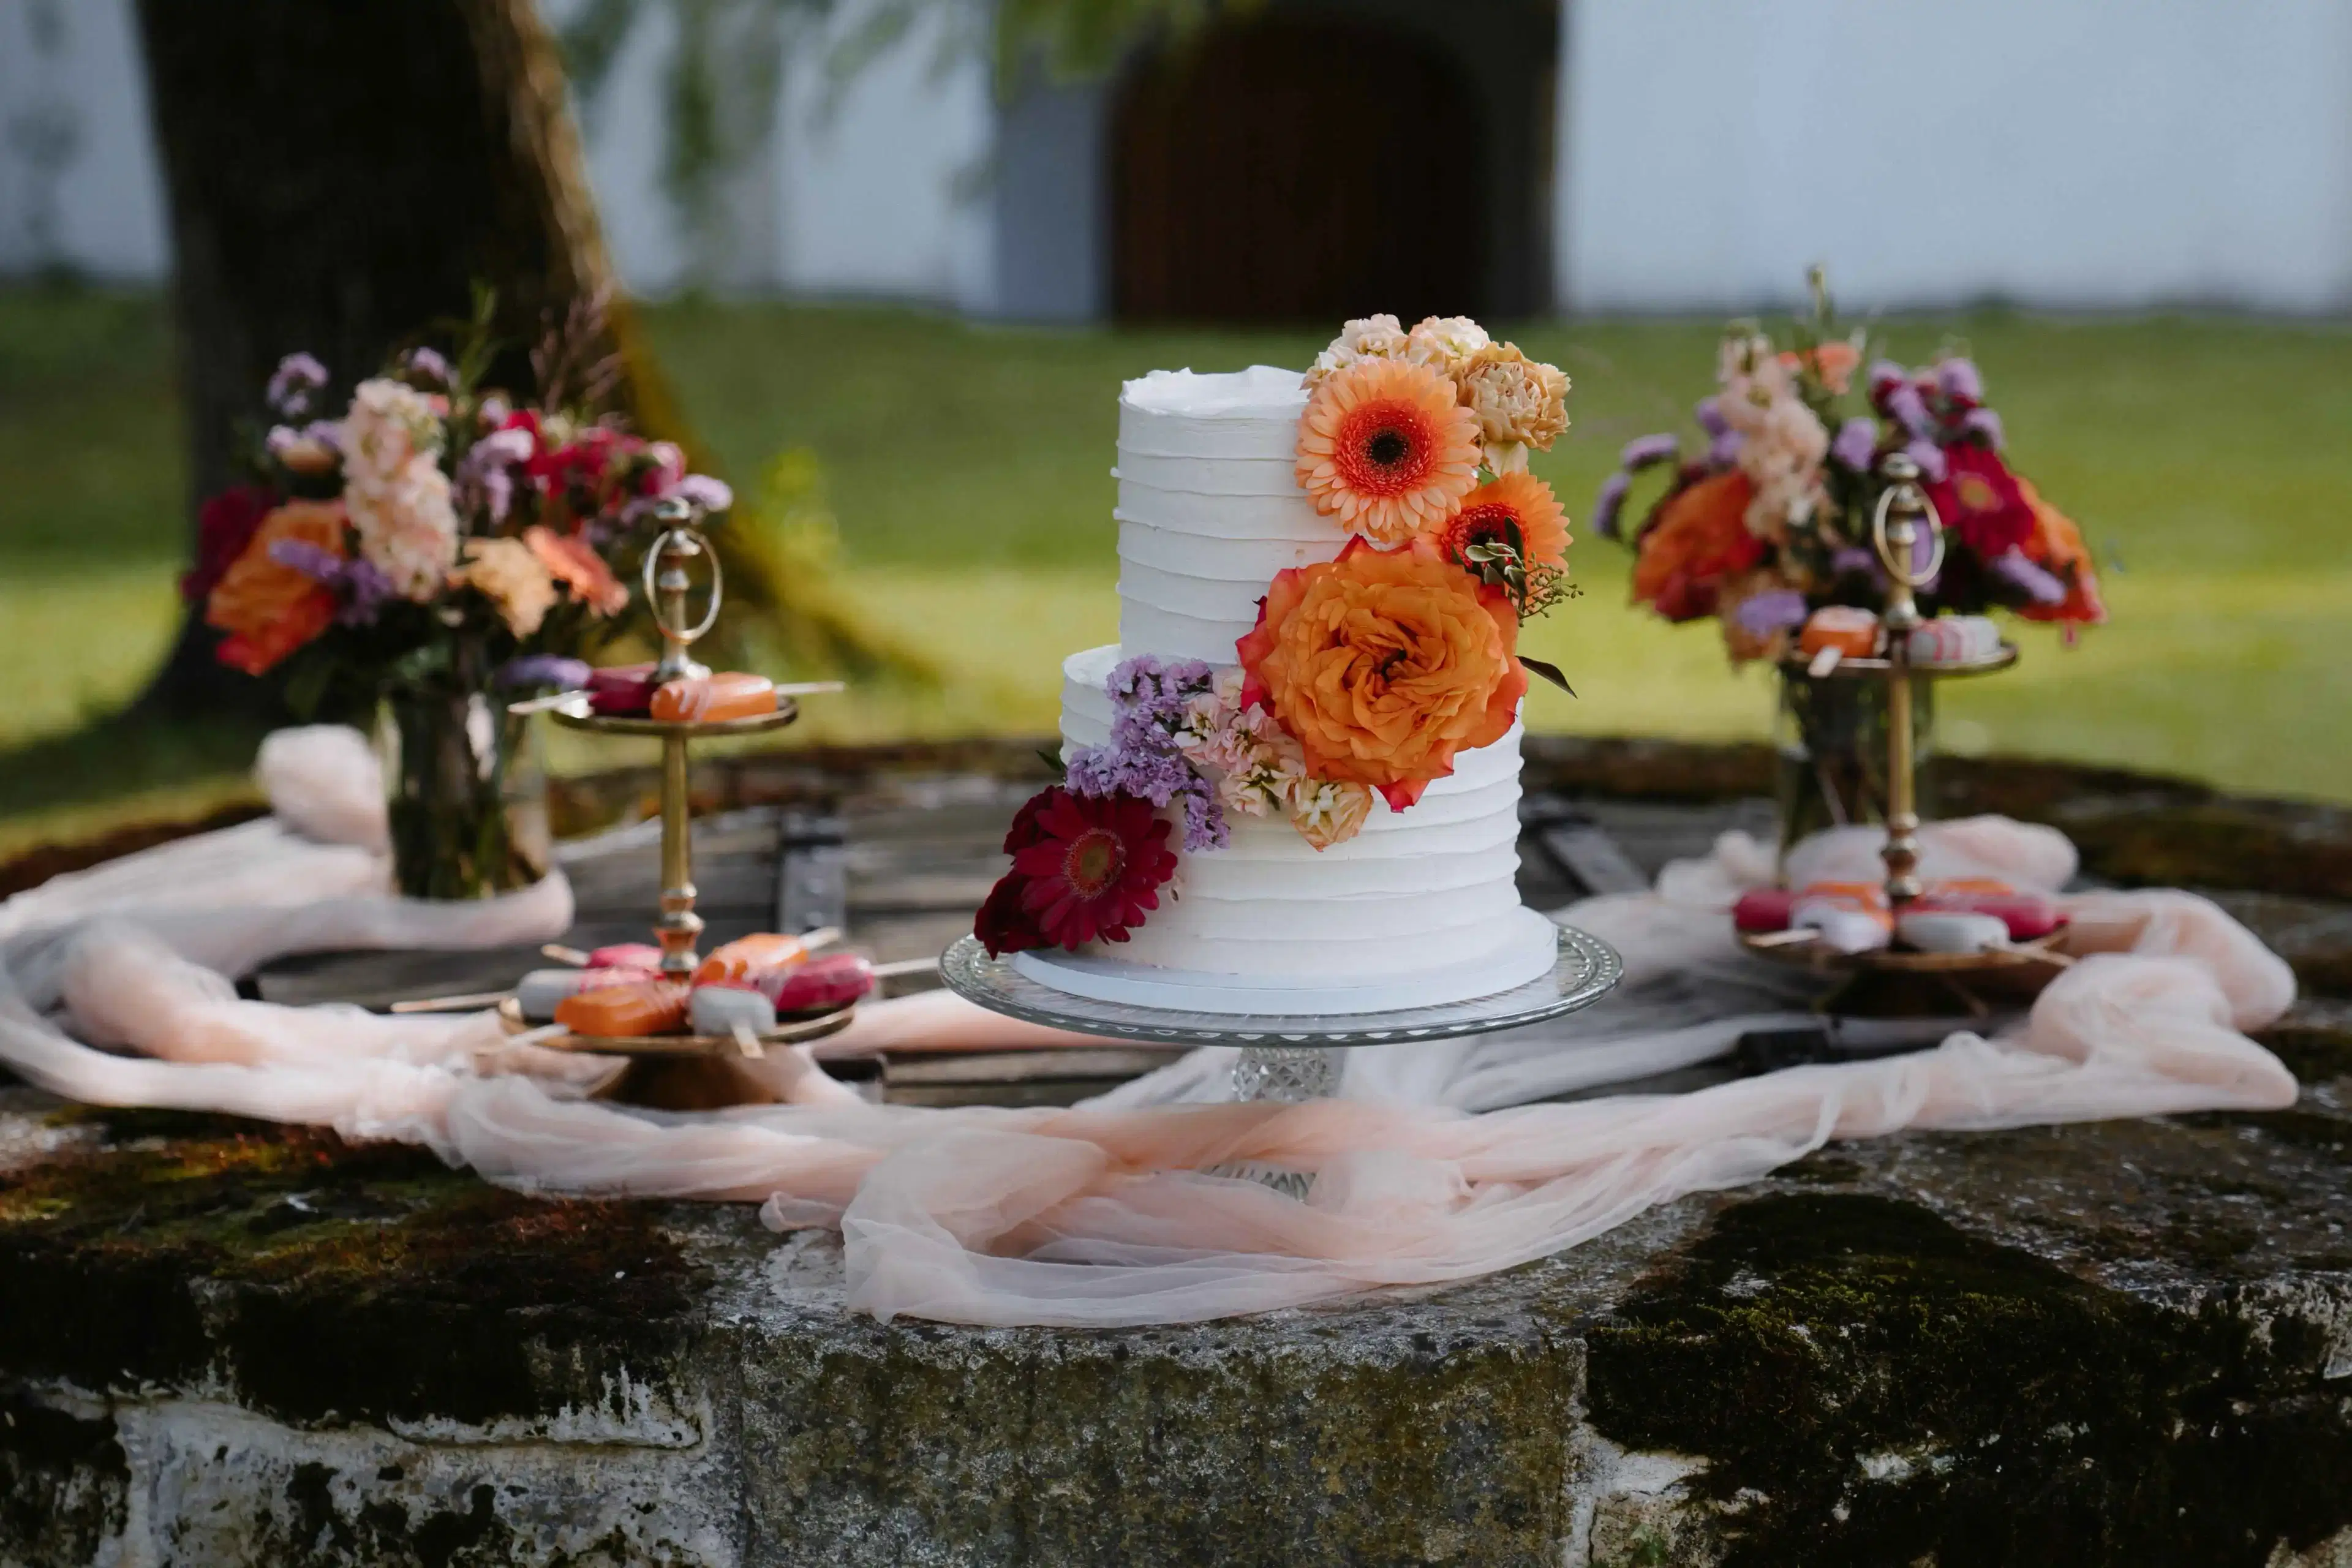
[1302,313,1410,388]
[1403,315,1491,378]
[454,537,557,636]
[1458,342,1569,468]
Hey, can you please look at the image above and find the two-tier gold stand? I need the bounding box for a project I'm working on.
[1740,453,2068,1016]
[518,503,852,1061]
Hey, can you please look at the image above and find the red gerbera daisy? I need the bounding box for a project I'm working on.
[1295,358,1482,545]
[1009,788,1177,948]
[974,870,1046,958]
[1927,445,2035,559]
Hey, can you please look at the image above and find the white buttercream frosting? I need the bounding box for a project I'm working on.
[1028,366,1549,1012]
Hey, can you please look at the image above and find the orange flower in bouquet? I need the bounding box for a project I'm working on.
[524,524,629,616]
[1237,535,1525,812]
[1631,469,1765,623]
[2015,478,2108,625]
[1295,359,1482,545]
[205,500,347,674]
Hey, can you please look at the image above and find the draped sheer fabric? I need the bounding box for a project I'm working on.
[0,726,2297,1325]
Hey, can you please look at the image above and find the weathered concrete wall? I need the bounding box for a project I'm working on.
[6,1009,2352,1567]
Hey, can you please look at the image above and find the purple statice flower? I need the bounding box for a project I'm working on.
[1902,438,1948,484]
[1830,545,1880,579]
[1065,742,1226,852]
[496,654,592,690]
[266,352,329,419]
[1591,470,1632,541]
[1693,396,1729,438]
[1733,589,1809,639]
[266,538,394,628]
[1619,433,1680,470]
[1936,357,1984,404]
[338,558,394,626]
[1883,379,1934,440]
[674,475,734,514]
[403,347,453,387]
[1989,548,2067,606]
[1831,417,1879,472]
[268,536,342,584]
[1707,429,1745,468]
[459,426,535,524]
[1959,407,2005,448]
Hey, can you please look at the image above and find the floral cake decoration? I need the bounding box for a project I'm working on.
[979,315,1576,959]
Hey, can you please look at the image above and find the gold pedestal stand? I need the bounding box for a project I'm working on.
[519,507,854,1070]
[1741,453,2067,1017]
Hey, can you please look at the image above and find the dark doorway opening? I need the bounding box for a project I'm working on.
[1112,15,1488,325]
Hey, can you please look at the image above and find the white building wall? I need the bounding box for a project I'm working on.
[1559,0,2352,313]
[0,0,167,279]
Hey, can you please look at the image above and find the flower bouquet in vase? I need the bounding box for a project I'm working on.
[189,304,735,900]
[1593,274,2106,855]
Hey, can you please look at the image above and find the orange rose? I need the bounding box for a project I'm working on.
[1236,535,1525,812]
[205,500,345,674]
[2015,478,2106,625]
[1632,469,1764,623]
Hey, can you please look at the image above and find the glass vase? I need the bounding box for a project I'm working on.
[1773,669,1935,862]
[378,688,551,900]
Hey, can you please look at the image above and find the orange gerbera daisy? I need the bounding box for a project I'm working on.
[1430,472,1570,572]
[1295,358,1481,546]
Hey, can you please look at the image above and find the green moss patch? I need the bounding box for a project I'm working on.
[0,1114,701,1427]
[1586,1193,2352,1567]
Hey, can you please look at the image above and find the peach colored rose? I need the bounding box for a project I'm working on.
[1237,535,1525,812]
[205,500,345,675]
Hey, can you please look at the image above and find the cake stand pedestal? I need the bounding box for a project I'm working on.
[940,923,1623,1108]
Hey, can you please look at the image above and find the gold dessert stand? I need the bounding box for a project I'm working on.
[516,503,848,1068]
[1740,452,2067,1017]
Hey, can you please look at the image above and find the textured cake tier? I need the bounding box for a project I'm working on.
[1114,367,1341,664]
[1057,644,1540,984]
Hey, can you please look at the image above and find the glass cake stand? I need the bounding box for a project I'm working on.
[940,922,1623,1103]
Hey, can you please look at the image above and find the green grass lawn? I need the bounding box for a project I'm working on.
[2,285,2348,853]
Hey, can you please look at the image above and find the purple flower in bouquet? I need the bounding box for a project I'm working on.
[1867,359,1907,401]
[1733,589,1809,639]
[1592,470,1632,540]
[459,426,536,524]
[1989,547,2067,607]
[402,347,453,388]
[674,474,734,514]
[1936,357,1985,404]
[1707,429,1744,468]
[1883,379,1935,440]
[1830,545,1880,579]
[266,537,396,627]
[496,654,592,690]
[1619,434,1680,470]
[1694,396,1729,438]
[1904,439,1948,484]
[1830,417,1879,472]
[338,557,395,626]
[266,352,329,419]
[1959,407,2005,448]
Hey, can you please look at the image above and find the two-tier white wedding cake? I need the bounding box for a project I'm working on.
[1006,363,1561,1014]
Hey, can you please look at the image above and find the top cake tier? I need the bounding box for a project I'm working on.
[1114,367,1341,664]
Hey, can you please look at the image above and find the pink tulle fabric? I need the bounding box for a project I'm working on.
[0,727,2298,1326]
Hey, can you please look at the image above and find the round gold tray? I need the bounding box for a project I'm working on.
[497,994,857,1057]
[544,695,802,739]
[1781,644,2017,681]
[1740,927,2065,974]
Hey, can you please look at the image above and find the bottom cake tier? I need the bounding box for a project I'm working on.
[1038,644,1561,1014]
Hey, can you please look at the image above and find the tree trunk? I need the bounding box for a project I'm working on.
[130,0,633,718]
